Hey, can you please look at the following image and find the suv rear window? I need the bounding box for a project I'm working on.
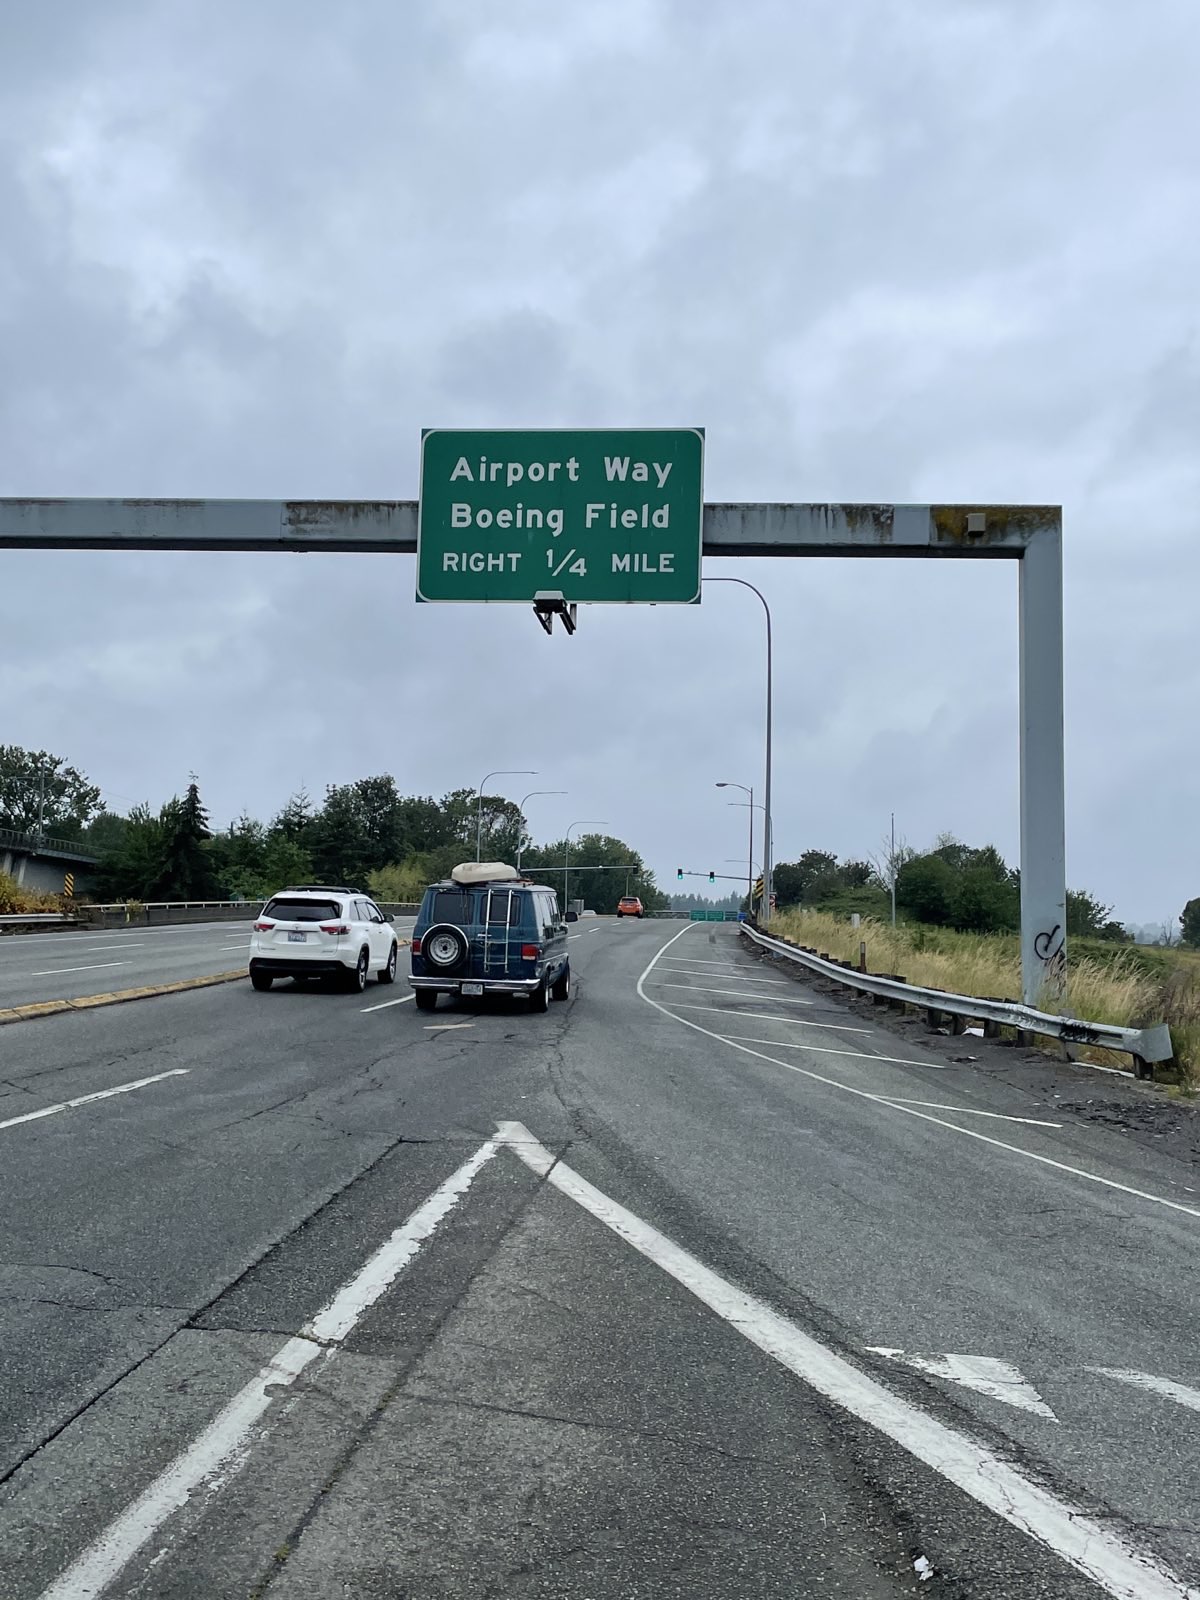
[263,896,341,921]
[427,889,475,925]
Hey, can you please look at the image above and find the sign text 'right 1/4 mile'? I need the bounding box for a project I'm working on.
[416,428,704,604]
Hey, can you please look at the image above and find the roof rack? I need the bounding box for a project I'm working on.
[276,884,362,896]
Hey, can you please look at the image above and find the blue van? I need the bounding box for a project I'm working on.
[409,863,571,1013]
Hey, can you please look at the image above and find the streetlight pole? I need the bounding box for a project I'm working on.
[716,781,754,916]
[475,769,536,861]
[515,790,567,871]
[726,801,770,916]
[890,811,897,927]
[563,820,606,912]
[705,577,773,923]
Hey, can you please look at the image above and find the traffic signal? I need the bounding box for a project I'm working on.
[677,866,683,879]
[708,870,715,883]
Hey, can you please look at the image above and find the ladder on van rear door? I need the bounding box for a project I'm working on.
[483,888,514,977]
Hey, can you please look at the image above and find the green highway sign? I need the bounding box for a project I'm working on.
[416,428,704,604]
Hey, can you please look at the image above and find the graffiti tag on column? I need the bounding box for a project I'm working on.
[1034,923,1066,989]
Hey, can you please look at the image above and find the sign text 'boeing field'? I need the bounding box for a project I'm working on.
[417,428,704,603]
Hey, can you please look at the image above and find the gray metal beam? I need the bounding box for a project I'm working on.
[0,498,1059,557]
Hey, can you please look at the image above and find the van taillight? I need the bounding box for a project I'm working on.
[521,944,540,961]
[410,936,422,955]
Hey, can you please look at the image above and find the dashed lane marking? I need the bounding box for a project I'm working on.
[0,1070,190,1134]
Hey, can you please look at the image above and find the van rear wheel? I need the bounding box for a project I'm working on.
[552,964,570,1001]
[530,976,551,1013]
[415,990,438,1012]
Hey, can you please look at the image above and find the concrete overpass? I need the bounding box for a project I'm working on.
[0,827,98,895]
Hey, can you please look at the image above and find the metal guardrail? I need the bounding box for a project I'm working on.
[85,900,256,912]
[739,922,1175,1080]
[0,824,99,862]
[0,913,79,928]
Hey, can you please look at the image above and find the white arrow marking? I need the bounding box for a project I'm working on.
[1091,1368,1200,1413]
[867,1349,1058,1419]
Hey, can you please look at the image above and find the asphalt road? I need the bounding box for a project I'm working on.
[0,918,1197,1598]
[0,918,416,1007]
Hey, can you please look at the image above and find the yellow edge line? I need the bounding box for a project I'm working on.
[0,940,412,1027]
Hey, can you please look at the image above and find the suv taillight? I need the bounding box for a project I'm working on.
[320,922,351,935]
[521,944,541,961]
[254,920,275,932]
[410,936,422,955]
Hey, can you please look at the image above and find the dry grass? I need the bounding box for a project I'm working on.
[771,909,1199,1085]
[0,872,64,915]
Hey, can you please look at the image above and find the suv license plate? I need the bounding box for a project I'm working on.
[288,931,306,942]
[461,982,483,996]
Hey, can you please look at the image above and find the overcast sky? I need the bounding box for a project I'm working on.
[2,0,1197,925]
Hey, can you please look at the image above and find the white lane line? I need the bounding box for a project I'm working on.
[80,942,147,952]
[498,1120,1194,1600]
[872,1097,1063,1129]
[657,964,789,985]
[1091,1369,1200,1414]
[655,954,748,967]
[651,982,813,1006]
[638,926,1200,1222]
[38,1135,501,1600]
[718,1035,948,1068]
[0,1070,190,1134]
[668,1003,873,1035]
[425,1023,474,1031]
[29,961,128,977]
[361,994,416,1013]
[568,934,583,940]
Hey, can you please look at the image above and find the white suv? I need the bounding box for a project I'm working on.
[249,886,400,993]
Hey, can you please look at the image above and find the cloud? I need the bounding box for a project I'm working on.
[2,0,1198,922]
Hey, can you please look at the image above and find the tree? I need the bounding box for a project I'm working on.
[151,780,217,901]
[271,790,313,842]
[0,746,102,837]
[952,866,1019,933]
[896,854,956,925]
[1066,888,1115,939]
[95,804,166,901]
[1182,897,1200,949]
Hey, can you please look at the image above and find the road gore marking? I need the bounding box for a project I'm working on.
[639,925,1200,1222]
[36,1135,501,1600]
[0,1070,190,1133]
[1091,1369,1200,1414]
[867,1349,1057,1418]
[497,1119,1195,1600]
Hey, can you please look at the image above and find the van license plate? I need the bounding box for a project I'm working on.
[288,931,306,942]
[461,982,483,996]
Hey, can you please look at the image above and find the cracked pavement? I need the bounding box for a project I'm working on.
[0,920,1197,1596]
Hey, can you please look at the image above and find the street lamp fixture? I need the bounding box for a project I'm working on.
[515,790,567,870]
[475,769,537,860]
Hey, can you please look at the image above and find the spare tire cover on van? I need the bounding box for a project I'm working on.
[423,924,470,971]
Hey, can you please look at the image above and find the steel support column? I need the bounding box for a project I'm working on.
[1018,521,1067,1006]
